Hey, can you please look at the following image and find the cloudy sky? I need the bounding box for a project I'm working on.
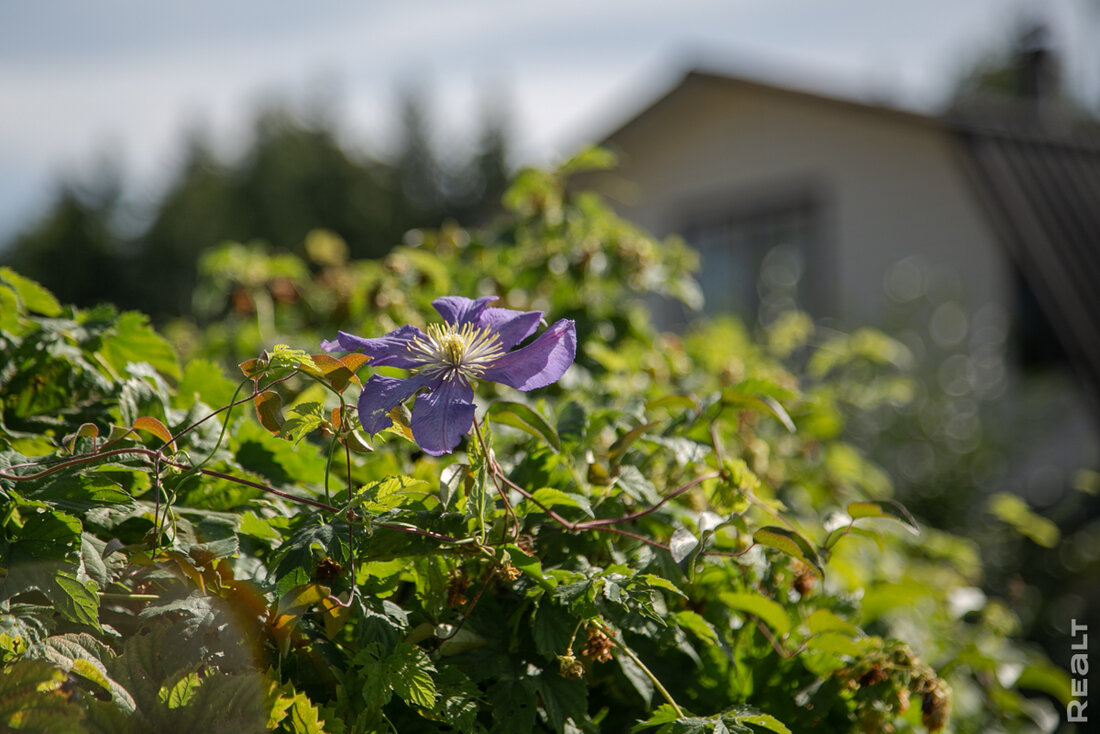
[1,0,1097,242]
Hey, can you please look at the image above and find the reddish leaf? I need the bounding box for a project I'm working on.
[254,391,286,435]
[133,416,176,453]
[238,358,266,379]
[306,353,362,393]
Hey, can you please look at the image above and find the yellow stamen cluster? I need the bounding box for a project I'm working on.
[407,322,504,380]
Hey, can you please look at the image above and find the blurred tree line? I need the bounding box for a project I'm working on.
[0,91,510,322]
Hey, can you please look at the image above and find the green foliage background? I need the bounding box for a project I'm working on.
[0,155,1078,732]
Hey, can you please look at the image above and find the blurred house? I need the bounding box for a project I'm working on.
[576,65,1100,485]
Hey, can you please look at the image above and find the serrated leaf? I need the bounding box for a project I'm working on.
[355,475,429,513]
[0,267,63,316]
[388,642,437,709]
[0,659,84,733]
[487,401,560,451]
[163,671,201,709]
[719,592,791,638]
[278,401,326,442]
[847,500,919,535]
[531,672,587,734]
[752,526,825,580]
[98,311,181,381]
[176,358,238,410]
[489,679,536,733]
[283,691,327,733]
[269,344,318,373]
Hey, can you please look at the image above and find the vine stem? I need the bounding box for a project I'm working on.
[599,622,685,718]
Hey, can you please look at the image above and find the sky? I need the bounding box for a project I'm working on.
[1,0,1097,243]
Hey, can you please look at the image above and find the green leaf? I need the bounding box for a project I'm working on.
[0,659,84,733]
[487,401,561,452]
[672,610,720,646]
[355,474,430,513]
[805,609,860,637]
[609,421,660,467]
[278,401,327,443]
[530,487,594,518]
[277,583,330,617]
[0,267,63,317]
[283,690,327,733]
[164,671,201,709]
[238,510,281,541]
[1015,662,1073,705]
[506,545,557,589]
[269,344,318,373]
[988,493,1060,548]
[733,711,791,734]
[489,680,536,734]
[176,359,238,410]
[98,311,181,381]
[388,642,437,709]
[632,703,685,731]
[846,500,919,536]
[531,672,588,734]
[752,526,825,580]
[719,592,791,638]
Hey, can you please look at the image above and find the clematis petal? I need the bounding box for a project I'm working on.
[481,319,576,391]
[321,325,426,368]
[409,377,476,455]
[357,373,438,434]
[478,307,543,351]
[432,296,497,326]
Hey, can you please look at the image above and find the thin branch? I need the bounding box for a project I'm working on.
[575,471,720,529]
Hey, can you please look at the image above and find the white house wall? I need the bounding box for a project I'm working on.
[588,79,1012,328]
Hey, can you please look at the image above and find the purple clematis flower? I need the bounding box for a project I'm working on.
[322,296,576,456]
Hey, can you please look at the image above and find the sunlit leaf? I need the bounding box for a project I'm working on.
[133,416,176,453]
[752,526,825,580]
[847,499,919,535]
[487,401,561,452]
[720,592,791,638]
[669,527,699,564]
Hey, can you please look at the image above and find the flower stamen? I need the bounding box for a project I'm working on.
[408,322,505,380]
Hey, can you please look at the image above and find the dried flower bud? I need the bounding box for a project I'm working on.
[558,654,585,679]
[581,626,614,664]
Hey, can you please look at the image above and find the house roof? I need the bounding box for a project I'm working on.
[953,122,1100,413]
[594,69,1100,414]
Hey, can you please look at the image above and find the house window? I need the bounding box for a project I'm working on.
[685,197,821,323]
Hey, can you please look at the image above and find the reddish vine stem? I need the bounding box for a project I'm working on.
[574,471,720,529]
